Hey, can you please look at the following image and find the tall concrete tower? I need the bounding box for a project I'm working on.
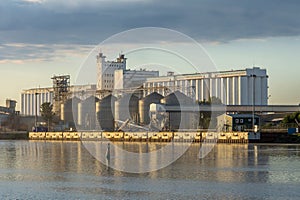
[96,53,127,91]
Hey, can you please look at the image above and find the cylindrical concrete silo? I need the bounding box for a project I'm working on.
[161,90,197,131]
[96,94,116,131]
[61,97,80,126]
[139,92,164,125]
[115,94,139,123]
[78,95,99,130]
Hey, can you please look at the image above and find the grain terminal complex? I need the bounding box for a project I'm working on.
[21,53,269,132]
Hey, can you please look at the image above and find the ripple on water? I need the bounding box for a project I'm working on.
[0,141,299,199]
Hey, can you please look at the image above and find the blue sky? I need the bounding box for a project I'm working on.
[0,0,300,109]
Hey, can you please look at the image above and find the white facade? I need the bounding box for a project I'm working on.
[114,69,159,90]
[96,53,126,90]
[21,88,54,116]
[143,67,269,106]
[21,84,96,116]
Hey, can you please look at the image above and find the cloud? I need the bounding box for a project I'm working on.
[21,0,45,3]
[0,43,93,63]
[0,59,25,64]
[0,0,299,45]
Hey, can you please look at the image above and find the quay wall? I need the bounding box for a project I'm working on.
[1,131,296,143]
[0,131,28,140]
[28,131,261,143]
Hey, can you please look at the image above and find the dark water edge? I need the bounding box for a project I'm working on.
[0,131,28,139]
[0,141,299,199]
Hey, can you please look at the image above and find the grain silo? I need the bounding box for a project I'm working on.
[115,94,139,123]
[78,95,99,130]
[61,97,80,127]
[139,92,164,125]
[161,91,198,130]
[96,94,116,131]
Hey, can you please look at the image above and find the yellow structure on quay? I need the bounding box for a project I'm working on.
[29,131,259,143]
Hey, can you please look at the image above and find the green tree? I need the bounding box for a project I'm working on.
[282,112,300,127]
[198,96,222,105]
[209,96,222,105]
[40,102,55,130]
[197,96,222,129]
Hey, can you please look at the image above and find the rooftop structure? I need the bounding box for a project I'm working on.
[114,69,159,90]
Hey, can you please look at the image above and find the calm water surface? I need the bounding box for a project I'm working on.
[0,140,299,200]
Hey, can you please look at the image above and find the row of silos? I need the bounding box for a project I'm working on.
[61,96,99,130]
[61,90,199,131]
[140,91,199,130]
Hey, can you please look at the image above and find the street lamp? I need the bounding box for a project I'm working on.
[250,69,257,133]
[35,92,39,132]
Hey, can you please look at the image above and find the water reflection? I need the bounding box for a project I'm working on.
[82,141,192,173]
[0,141,299,199]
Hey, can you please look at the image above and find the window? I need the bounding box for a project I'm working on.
[235,119,239,123]
[240,119,244,123]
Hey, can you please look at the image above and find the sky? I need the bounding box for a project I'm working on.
[0,0,300,110]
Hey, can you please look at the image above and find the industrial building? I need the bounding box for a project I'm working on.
[21,87,54,116]
[21,83,96,116]
[217,114,260,132]
[70,90,200,131]
[143,67,268,106]
[96,53,127,90]
[21,53,159,116]
[0,99,18,128]
[20,53,271,132]
[97,53,159,91]
[114,69,159,90]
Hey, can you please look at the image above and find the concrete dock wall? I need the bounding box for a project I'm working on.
[0,131,28,140]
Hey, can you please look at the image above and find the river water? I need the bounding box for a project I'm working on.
[0,140,299,199]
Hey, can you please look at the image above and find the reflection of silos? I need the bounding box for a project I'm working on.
[139,92,163,125]
[96,94,116,131]
[161,90,196,131]
[61,97,80,126]
[78,96,99,130]
[115,94,139,123]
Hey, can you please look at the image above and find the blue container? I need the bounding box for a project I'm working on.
[33,126,48,132]
[288,128,298,134]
